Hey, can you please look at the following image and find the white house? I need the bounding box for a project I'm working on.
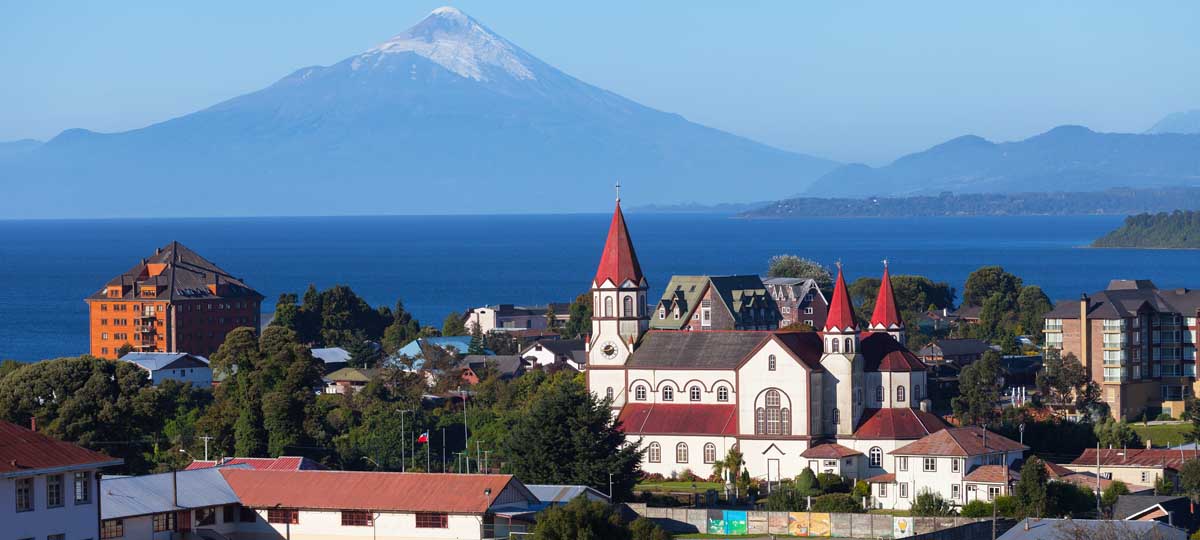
[2,420,123,540]
[467,304,570,333]
[100,466,248,540]
[519,339,585,369]
[869,427,1027,510]
[119,352,212,387]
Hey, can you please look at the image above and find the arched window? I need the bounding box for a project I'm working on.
[676,443,688,463]
[757,389,789,435]
[717,386,729,402]
[897,385,906,402]
[604,296,613,317]
[830,339,839,353]
[648,442,661,463]
[876,386,884,402]
[768,354,777,371]
[844,338,854,353]
[635,385,646,401]
[756,407,766,434]
[605,387,614,401]
[868,446,882,468]
[662,386,674,401]
[766,390,782,435]
[781,408,791,435]
[704,443,717,464]
[689,386,701,401]
[623,296,633,317]
[914,384,922,400]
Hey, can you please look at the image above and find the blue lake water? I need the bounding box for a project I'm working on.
[0,213,1195,361]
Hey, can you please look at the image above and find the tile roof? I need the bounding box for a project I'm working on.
[823,265,858,333]
[102,466,244,519]
[963,464,1020,484]
[869,263,903,330]
[594,201,644,287]
[185,456,326,471]
[627,330,771,369]
[801,442,863,458]
[221,470,526,513]
[892,427,1027,457]
[852,408,947,440]
[87,241,262,302]
[998,518,1186,540]
[861,332,928,372]
[617,404,737,436]
[0,420,123,476]
[1069,448,1200,470]
[865,472,896,483]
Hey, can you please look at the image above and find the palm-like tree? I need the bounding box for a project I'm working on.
[711,446,745,500]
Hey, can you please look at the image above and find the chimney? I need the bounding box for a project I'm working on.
[919,399,931,412]
[29,417,35,432]
[1080,294,1091,371]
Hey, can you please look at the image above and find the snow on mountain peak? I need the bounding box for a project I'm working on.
[355,6,536,82]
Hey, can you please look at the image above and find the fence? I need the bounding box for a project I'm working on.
[627,505,983,538]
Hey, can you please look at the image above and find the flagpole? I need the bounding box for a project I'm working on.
[442,428,447,473]
[426,431,431,471]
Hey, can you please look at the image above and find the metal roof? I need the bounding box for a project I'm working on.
[526,484,610,504]
[119,352,209,371]
[0,420,123,477]
[998,518,1185,540]
[310,347,351,365]
[101,466,246,519]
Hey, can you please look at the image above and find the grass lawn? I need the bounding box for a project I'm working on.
[636,481,724,492]
[1131,423,1194,447]
[674,535,803,539]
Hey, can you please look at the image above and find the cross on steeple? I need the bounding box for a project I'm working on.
[615,181,621,202]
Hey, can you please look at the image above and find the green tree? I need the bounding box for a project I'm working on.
[381,299,421,355]
[952,350,1002,425]
[1016,285,1053,338]
[545,305,559,330]
[911,489,956,517]
[712,447,747,497]
[767,255,833,289]
[1179,459,1200,500]
[849,275,956,325]
[442,312,467,337]
[271,293,301,330]
[504,375,642,501]
[467,325,486,356]
[1094,419,1142,449]
[816,472,849,493]
[794,467,819,497]
[275,284,394,346]
[532,496,630,540]
[1100,480,1129,516]
[629,517,670,540]
[763,482,808,511]
[560,293,593,339]
[1015,456,1049,518]
[1185,398,1200,444]
[809,493,862,513]
[962,266,1023,308]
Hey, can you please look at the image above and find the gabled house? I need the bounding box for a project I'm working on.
[323,367,380,394]
[459,355,527,384]
[651,275,780,331]
[119,351,212,387]
[870,427,1027,509]
[763,277,829,329]
[520,339,585,368]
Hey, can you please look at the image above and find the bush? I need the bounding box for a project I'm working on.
[640,473,664,482]
[678,468,698,482]
[994,495,1019,518]
[809,493,863,513]
[630,517,670,540]
[763,483,808,512]
[1156,413,1175,421]
[960,500,993,518]
[910,489,956,517]
[816,472,849,493]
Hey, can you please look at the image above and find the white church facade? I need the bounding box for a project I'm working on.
[584,199,1026,509]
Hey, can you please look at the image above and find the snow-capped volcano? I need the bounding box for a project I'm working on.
[355,6,536,81]
[1,6,838,218]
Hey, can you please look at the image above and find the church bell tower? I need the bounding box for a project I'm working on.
[588,187,648,368]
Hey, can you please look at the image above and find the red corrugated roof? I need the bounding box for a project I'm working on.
[823,265,857,333]
[593,202,643,287]
[870,263,903,331]
[892,427,1026,457]
[0,420,122,474]
[185,456,326,471]
[220,470,522,513]
[963,464,1019,484]
[852,408,947,439]
[801,442,863,459]
[617,404,737,435]
[1069,448,1200,470]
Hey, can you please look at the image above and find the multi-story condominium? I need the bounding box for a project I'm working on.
[651,275,781,331]
[85,241,264,359]
[763,277,830,329]
[2,420,123,540]
[1043,280,1200,420]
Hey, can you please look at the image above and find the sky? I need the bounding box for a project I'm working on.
[1,1,1198,164]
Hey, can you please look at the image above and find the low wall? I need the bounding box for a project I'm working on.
[630,506,983,538]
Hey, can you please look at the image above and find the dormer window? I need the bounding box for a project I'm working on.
[658,308,665,319]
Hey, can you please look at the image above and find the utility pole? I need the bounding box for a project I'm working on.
[1096,440,1102,516]
[398,409,412,473]
[482,450,490,474]
[476,440,482,474]
[199,435,213,461]
[442,428,447,473]
[460,387,469,473]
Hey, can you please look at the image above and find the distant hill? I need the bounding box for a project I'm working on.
[0,7,837,219]
[1093,211,1200,249]
[0,139,42,159]
[802,125,1200,198]
[742,187,1200,218]
[1147,110,1200,134]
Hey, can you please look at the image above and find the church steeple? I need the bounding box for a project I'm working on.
[870,260,905,344]
[589,193,649,367]
[593,198,644,289]
[823,262,858,334]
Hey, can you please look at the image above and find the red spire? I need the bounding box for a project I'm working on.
[594,201,644,286]
[871,261,903,330]
[823,263,857,333]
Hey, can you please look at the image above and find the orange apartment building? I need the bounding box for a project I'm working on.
[1043,280,1200,420]
[85,241,264,359]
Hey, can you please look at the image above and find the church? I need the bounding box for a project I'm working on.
[584,198,1001,496]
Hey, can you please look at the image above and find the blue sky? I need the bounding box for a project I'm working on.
[1,1,1197,164]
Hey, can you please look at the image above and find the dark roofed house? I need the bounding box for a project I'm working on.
[323,367,380,394]
[459,355,527,384]
[1115,495,1197,530]
[521,339,585,369]
[650,275,781,331]
[917,338,993,367]
[998,518,1185,540]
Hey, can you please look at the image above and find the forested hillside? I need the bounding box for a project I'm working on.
[1092,211,1200,249]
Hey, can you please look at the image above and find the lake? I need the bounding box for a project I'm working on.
[1,213,1194,361]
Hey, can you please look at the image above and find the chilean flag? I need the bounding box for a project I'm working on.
[417,431,429,444]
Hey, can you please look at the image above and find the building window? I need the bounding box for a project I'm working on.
[658,308,665,319]
[951,459,960,473]
[46,474,63,507]
[988,486,1001,501]
[899,483,909,498]
[341,510,374,526]
[923,457,936,472]
[759,389,790,435]
[662,386,674,401]
[879,483,887,497]
[623,296,633,317]
[951,484,960,500]
[914,384,921,400]
[830,339,839,353]
[832,408,840,426]
[74,472,91,504]
[101,520,124,539]
[768,354,777,371]
[717,386,729,402]
[196,507,216,526]
[267,508,299,524]
[898,457,908,471]
[844,338,853,353]
[606,387,614,401]
[415,512,449,528]
[704,443,717,464]
[756,407,766,434]
[240,506,257,523]
[897,386,906,402]
[604,296,613,317]
[635,385,647,401]
[16,477,33,511]
[690,386,701,401]
[869,447,882,468]
[153,512,176,532]
[648,442,661,463]
[876,386,884,402]
[224,504,237,523]
[676,443,689,463]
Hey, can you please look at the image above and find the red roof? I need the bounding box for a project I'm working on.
[617,404,737,435]
[963,464,1019,484]
[0,420,122,475]
[866,472,896,483]
[801,442,863,459]
[892,427,1026,457]
[1069,448,1200,470]
[221,470,525,513]
[593,202,643,287]
[870,263,903,330]
[861,333,927,372]
[185,456,326,471]
[852,408,947,439]
[823,265,857,333]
